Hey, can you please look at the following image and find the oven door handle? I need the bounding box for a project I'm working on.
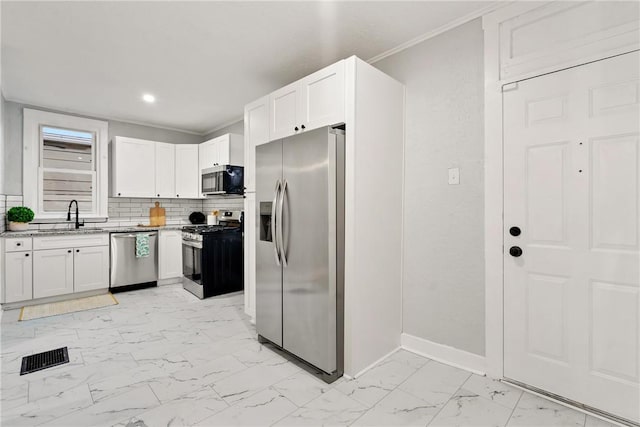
[182,239,203,249]
[273,180,282,266]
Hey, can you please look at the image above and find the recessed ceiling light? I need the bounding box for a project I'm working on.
[142,94,155,103]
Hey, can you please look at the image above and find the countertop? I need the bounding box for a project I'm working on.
[0,225,185,238]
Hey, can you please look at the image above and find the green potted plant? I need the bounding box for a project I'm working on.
[7,206,35,231]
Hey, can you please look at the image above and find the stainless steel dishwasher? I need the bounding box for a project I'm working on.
[110,232,158,291]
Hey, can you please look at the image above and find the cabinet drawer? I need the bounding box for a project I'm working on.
[33,233,109,250]
[5,238,33,252]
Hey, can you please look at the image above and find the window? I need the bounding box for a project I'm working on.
[23,109,108,220]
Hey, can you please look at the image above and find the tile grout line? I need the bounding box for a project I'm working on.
[346,355,437,426]
[504,389,525,427]
[424,372,472,426]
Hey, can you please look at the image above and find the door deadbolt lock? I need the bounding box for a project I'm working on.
[509,246,523,257]
[509,226,521,237]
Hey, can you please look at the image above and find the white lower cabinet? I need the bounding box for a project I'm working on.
[2,234,110,304]
[33,248,74,299]
[159,230,183,279]
[4,251,33,303]
[74,246,109,292]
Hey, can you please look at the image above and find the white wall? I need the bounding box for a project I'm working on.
[202,119,244,141]
[374,19,486,356]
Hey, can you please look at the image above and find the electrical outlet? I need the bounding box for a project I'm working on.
[448,168,460,185]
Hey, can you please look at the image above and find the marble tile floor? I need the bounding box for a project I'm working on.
[0,285,617,427]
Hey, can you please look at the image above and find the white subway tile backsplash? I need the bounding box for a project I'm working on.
[3,195,245,232]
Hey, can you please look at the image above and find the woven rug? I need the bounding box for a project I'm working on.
[19,293,118,321]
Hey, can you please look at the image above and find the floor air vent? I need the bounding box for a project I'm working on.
[20,347,69,375]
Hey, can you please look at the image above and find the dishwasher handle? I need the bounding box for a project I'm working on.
[111,232,158,238]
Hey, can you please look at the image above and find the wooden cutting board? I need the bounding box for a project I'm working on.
[150,202,166,226]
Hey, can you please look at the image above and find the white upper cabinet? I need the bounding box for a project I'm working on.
[244,95,270,192]
[175,145,199,198]
[112,137,202,199]
[199,138,218,171]
[199,134,244,171]
[155,142,176,198]
[269,61,345,140]
[111,137,156,197]
[269,82,299,140]
[299,61,345,131]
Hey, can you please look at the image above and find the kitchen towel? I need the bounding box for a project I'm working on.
[135,234,150,258]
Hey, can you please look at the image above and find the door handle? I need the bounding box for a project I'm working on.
[272,180,282,266]
[509,246,523,257]
[278,180,288,268]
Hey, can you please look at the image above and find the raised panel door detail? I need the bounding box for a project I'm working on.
[300,61,345,131]
[74,246,109,292]
[4,252,33,303]
[499,1,640,79]
[33,248,73,298]
[526,143,568,244]
[155,143,176,198]
[590,281,639,382]
[113,138,156,197]
[270,84,298,140]
[590,80,639,117]
[175,145,199,198]
[526,273,568,363]
[158,231,183,279]
[526,96,567,127]
[504,52,639,423]
[590,135,639,250]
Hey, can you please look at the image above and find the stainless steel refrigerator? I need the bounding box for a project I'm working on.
[255,126,344,382]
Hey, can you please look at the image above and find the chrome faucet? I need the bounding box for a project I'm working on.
[67,200,85,229]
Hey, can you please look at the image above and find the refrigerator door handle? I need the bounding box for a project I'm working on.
[272,180,282,266]
[279,179,288,268]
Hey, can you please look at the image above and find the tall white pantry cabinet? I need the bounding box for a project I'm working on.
[244,56,404,377]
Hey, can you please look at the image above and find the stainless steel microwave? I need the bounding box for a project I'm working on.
[201,165,244,195]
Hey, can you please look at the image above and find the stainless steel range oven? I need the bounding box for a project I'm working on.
[181,211,244,299]
[182,231,202,289]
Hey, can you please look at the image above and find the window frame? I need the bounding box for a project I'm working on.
[23,109,109,221]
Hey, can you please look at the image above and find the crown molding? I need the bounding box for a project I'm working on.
[367,1,506,65]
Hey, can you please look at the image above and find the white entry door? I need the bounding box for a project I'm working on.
[504,51,639,423]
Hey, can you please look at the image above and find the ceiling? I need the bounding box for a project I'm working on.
[1,1,493,135]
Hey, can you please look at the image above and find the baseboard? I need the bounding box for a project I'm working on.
[350,346,402,378]
[158,277,183,286]
[401,333,487,376]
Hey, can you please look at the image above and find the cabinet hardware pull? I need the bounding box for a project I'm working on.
[294,126,299,131]
[301,125,306,130]
[25,253,29,257]
[76,249,80,253]
[16,243,21,246]
[67,250,72,253]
